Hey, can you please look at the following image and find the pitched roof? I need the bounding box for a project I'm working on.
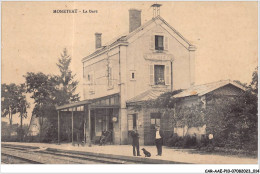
[126,88,169,104]
[173,80,246,99]
[82,16,195,62]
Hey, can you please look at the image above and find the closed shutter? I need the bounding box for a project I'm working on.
[165,65,170,85]
[90,71,95,93]
[150,35,155,50]
[164,36,169,50]
[149,64,154,85]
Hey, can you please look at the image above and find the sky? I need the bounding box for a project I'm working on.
[1,1,258,125]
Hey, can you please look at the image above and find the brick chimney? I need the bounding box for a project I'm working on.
[129,9,141,33]
[95,33,102,49]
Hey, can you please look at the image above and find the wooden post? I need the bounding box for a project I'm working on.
[88,108,91,146]
[72,108,74,144]
[105,108,108,131]
[84,105,87,143]
[58,111,60,144]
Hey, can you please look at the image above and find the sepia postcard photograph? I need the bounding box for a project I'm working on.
[0,1,259,173]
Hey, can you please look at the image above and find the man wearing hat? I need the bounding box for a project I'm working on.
[155,125,164,156]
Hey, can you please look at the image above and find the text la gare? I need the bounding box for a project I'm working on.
[83,9,98,13]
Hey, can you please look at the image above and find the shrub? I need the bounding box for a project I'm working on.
[183,135,197,148]
[167,134,198,148]
[166,133,180,147]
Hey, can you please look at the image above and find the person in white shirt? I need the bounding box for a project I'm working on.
[155,125,164,156]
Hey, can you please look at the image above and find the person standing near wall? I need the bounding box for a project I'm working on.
[208,133,214,151]
[155,125,164,156]
[131,127,141,156]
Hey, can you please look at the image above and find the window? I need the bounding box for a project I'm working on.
[154,65,165,85]
[130,70,136,80]
[155,35,164,50]
[132,72,135,79]
[149,64,170,85]
[150,35,169,51]
[150,112,161,129]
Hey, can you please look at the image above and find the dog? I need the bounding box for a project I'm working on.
[141,148,151,157]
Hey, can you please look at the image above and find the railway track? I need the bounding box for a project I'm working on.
[1,153,43,164]
[1,144,136,164]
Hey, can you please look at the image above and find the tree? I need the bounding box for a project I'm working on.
[204,68,258,150]
[23,49,80,142]
[1,83,28,126]
[250,66,258,94]
[15,84,30,141]
[56,48,79,105]
[24,72,58,141]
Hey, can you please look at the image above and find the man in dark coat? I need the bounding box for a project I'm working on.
[131,127,141,156]
[155,125,164,156]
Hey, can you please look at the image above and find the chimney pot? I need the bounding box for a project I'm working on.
[129,9,142,33]
[95,32,102,49]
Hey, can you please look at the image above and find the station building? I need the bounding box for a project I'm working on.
[56,7,197,145]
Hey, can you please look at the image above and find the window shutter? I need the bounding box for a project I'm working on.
[164,36,169,50]
[150,35,155,50]
[165,65,170,85]
[149,64,154,85]
[110,66,113,88]
[90,71,95,93]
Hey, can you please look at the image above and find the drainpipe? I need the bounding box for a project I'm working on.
[171,60,173,92]
[118,45,122,144]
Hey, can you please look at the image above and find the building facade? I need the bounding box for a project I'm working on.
[56,8,196,145]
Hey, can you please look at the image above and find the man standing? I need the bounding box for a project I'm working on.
[155,125,164,156]
[131,127,141,156]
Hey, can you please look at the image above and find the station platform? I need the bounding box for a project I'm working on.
[1,142,257,164]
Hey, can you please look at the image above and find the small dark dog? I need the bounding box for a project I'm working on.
[141,148,151,157]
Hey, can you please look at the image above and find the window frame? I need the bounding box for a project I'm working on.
[130,70,136,81]
[150,34,169,51]
[155,35,164,51]
[154,65,165,85]
[149,62,170,86]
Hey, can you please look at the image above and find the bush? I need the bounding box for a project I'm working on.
[183,135,197,148]
[166,133,179,147]
[24,135,40,142]
[1,135,19,142]
[167,134,198,148]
